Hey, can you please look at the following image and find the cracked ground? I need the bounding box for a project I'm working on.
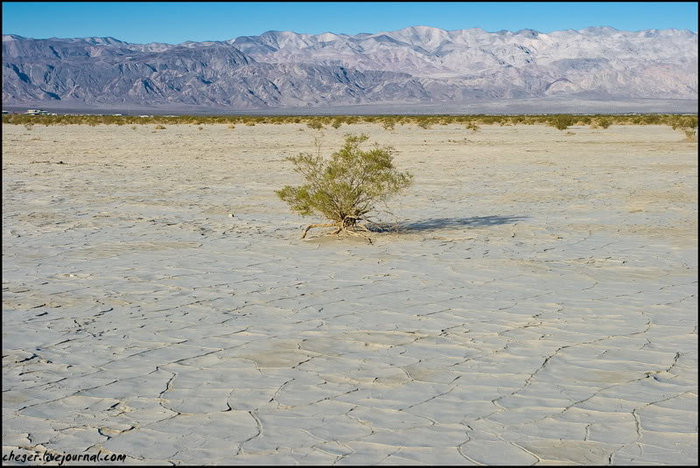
[2,122,697,464]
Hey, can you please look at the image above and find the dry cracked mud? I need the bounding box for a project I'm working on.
[2,122,697,464]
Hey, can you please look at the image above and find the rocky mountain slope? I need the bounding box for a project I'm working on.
[2,26,697,111]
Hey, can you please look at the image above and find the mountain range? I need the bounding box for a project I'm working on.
[2,26,697,113]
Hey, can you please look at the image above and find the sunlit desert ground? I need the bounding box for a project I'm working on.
[2,122,697,465]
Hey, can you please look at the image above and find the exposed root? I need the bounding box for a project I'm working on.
[301,223,338,239]
[342,227,373,244]
[301,218,373,244]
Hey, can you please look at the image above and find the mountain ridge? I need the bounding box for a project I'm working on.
[2,26,697,112]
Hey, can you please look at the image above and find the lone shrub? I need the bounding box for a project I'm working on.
[277,134,413,242]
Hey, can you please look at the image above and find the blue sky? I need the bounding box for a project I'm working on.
[2,2,697,44]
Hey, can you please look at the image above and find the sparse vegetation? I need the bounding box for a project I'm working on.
[548,114,577,131]
[593,117,612,129]
[670,115,698,141]
[381,118,395,130]
[276,134,413,243]
[3,113,696,139]
[683,127,697,142]
[465,121,480,132]
[416,118,433,129]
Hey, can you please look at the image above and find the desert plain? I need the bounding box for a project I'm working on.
[2,121,698,465]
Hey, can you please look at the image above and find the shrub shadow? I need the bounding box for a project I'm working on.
[369,215,528,233]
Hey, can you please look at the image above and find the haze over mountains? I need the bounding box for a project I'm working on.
[2,26,698,113]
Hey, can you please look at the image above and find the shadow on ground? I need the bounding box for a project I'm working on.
[369,215,529,233]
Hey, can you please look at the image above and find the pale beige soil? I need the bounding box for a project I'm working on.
[2,122,697,464]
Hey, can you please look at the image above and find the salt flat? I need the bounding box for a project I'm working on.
[2,122,697,465]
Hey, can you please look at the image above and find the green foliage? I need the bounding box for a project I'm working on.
[548,114,576,131]
[670,115,698,131]
[596,117,612,129]
[465,121,480,132]
[3,112,697,138]
[276,134,413,230]
[417,119,432,129]
[381,118,395,130]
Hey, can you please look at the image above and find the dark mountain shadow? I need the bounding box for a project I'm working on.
[368,215,528,233]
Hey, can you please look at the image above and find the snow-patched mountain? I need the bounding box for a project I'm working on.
[231,26,697,100]
[2,26,697,111]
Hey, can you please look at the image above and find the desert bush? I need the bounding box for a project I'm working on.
[478,115,499,126]
[596,117,612,129]
[417,119,432,129]
[683,127,697,142]
[465,121,480,132]
[277,134,413,242]
[667,115,698,141]
[5,112,693,133]
[670,115,698,130]
[642,114,662,125]
[548,115,576,131]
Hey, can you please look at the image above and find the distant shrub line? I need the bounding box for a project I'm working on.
[2,113,697,134]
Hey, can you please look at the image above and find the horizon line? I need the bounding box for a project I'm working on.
[3,24,697,46]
